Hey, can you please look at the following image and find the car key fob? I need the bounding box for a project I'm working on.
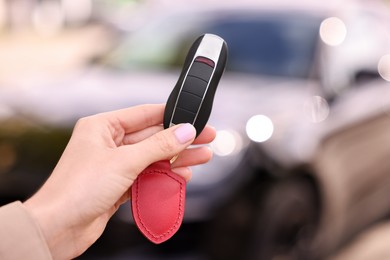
[131,34,227,244]
[164,33,228,135]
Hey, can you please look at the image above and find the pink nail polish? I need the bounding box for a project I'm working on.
[174,123,196,144]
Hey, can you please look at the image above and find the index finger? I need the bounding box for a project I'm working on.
[102,104,165,134]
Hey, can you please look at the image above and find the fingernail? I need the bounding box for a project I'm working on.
[174,123,196,144]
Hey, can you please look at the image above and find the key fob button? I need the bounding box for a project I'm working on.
[177,91,202,114]
[172,107,196,125]
[182,76,208,97]
[187,61,214,82]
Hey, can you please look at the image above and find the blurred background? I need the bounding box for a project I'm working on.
[2,0,390,259]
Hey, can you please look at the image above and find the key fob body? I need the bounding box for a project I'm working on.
[164,34,228,136]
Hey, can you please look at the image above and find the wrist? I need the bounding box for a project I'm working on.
[24,195,78,260]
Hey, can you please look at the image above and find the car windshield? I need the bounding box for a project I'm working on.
[106,10,323,79]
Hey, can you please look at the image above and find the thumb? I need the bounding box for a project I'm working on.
[119,123,196,174]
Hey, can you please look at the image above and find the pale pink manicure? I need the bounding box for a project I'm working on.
[174,123,196,144]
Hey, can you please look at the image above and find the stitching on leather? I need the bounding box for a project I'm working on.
[134,169,184,241]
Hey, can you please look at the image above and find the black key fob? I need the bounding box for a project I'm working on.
[163,34,228,136]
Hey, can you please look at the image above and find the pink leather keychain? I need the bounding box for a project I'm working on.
[131,34,227,244]
[131,160,185,244]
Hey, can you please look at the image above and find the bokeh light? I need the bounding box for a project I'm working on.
[246,115,274,143]
[320,17,347,46]
[211,130,242,157]
[304,96,330,123]
[378,54,390,81]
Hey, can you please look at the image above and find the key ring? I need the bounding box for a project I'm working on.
[170,154,179,164]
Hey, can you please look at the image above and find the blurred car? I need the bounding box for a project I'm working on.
[1,1,390,257]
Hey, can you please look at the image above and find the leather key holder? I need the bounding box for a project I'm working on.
[131,160,186,244]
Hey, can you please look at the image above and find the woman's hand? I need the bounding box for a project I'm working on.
[24,104,216,259]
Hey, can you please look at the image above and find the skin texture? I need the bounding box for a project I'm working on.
[23,104,216,259]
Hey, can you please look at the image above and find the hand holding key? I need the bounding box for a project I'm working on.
[23,104,216,259]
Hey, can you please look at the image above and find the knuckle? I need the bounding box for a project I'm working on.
[73,115,102,137]
[75,116,93,128]
[153,132,176,154]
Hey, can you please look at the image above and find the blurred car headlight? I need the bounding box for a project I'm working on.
[246,114,274,142]
[304,96,330,123]
[320,17,347,46]
[378,54,390,81]
[189,128,246,187]
[210,129,243,157]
